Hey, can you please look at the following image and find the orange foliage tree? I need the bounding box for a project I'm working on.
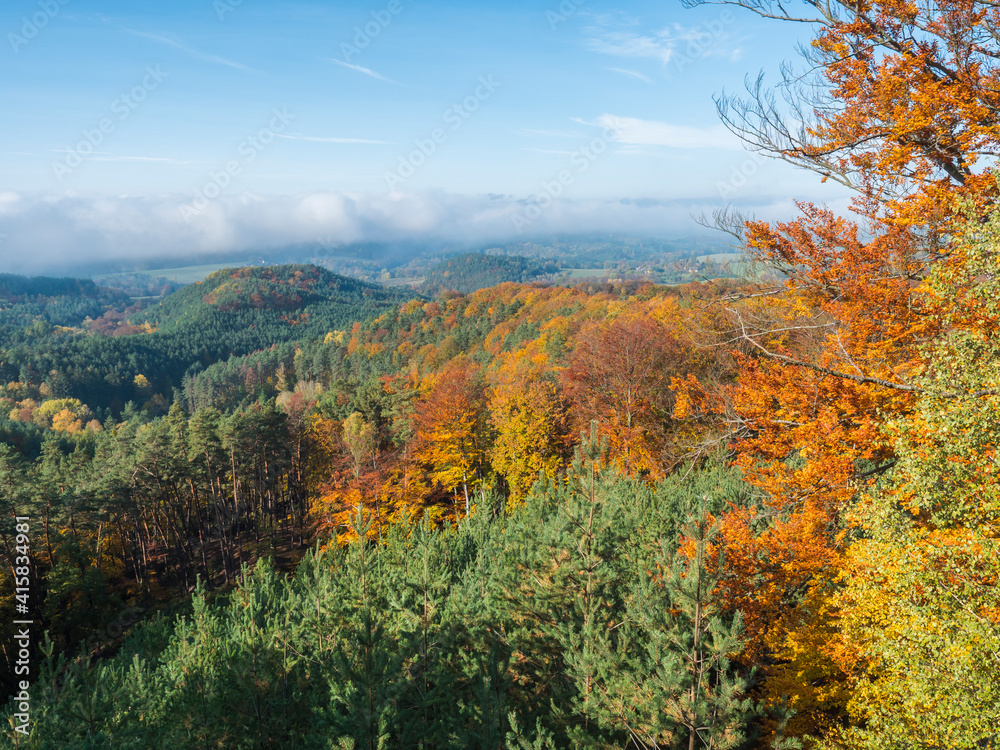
[698,0,1000,231]
[562,316,684,477]
[730,207,933,510]
[411,359,490,517]
[676,0,1000,739]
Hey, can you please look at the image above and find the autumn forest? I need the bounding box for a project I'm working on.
[1,0,999,748]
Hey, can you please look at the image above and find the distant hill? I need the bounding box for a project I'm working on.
[0,274,129,344]
[137,264,412,336]
[417,253,558,295]
[91,271,184,299]
[0,265,418,415]
[0,274,109,302]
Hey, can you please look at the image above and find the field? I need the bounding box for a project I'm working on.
[696,253,742,263]
[695,253,758,279]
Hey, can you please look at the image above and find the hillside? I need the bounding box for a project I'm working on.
[8,0,1000,744]
[0,274,130,343]
[136,264,414,339]
[2,234,1000,747]
[417,253,559,294]
[0,265,417,419]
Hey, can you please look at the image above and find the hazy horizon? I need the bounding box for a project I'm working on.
[1,0,852,272]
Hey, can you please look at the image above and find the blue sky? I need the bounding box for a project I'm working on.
[0,0,851,270]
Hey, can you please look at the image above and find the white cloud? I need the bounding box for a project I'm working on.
[584,19,740,67]
[327,59,397,84]
[607,68,654,84]
[0,190,823,273]
[595,114,741,149]
[585,30,675,64]
[125,30,252,71]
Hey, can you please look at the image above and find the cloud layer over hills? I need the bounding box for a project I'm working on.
[0,190,824,274]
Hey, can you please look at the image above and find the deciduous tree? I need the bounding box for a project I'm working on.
[562,317,682,477]
[412,360,490,517]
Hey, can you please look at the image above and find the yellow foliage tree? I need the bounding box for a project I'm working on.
[488,341,568,505]
[412,359,489,517]
[824,209,1000,749]
[50,408,84,434]
[34,398,91,430]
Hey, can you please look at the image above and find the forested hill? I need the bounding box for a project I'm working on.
[137,265,405,331]
[128,265,416,358]
[0,274,108,301]
[0,265,416,427]
[0,274,129,345]
[8,0,1000,742]
[417,253,559,295]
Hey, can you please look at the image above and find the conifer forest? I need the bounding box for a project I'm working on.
[2,0,1000,748]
